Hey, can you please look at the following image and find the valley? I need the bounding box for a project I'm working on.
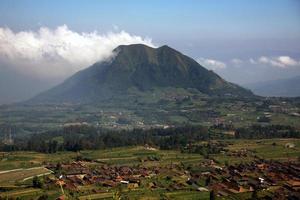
[0,44,299,200]
[1,93,299,137]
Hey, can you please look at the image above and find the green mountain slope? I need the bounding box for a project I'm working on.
[30,44,252,103]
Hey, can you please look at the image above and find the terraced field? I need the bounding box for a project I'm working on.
[0,167,52,185]
[0,139,299,199]
[210,138,300,165]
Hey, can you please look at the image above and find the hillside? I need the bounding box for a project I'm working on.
[30,44,252,104]
[245,76,300,97]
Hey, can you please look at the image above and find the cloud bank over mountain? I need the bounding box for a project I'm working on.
[0,25,155,79]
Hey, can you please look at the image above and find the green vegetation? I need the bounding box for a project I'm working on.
[30,44,252,104]
[1,94,299,138]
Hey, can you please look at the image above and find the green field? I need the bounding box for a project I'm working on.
[0,167,52,185]
[1,95,299,136]
[0,138,299,199]
[212,138,300,165]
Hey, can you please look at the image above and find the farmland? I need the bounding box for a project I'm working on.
[1,96,300,138]
[0,167,52,186]
[0,138,299,199]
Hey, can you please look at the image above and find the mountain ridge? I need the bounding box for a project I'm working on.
[244,75,300,97]
[30,44,253,104]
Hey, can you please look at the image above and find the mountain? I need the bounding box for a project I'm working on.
[244,76,300,97]
[30,44,252,104]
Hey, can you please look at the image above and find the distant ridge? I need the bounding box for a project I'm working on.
[30,44,253,104]
[244,76,300,97]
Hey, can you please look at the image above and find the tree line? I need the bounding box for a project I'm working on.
[0,124,299,153]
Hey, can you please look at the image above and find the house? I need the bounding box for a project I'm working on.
[257,163,268,170]
[56,195,65,200]
[64,182,78,191]
[120,180,129,184]
[285,180,300,191]
[102,180,118,187]
[197,187,209,192]
[128,183,139,189]
[115,175,123,182]
[285,143,295,148]
[148,182,157,188]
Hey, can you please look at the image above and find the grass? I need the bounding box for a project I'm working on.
[79,146,204,166]
[0,188,43,199]
[165,191,210,200]
[211,138,300,165]
[0,167,52,185]
[78,192,112,200]
[228,138,300,159]
[0,151,77,170]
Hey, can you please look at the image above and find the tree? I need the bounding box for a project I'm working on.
[37,194,48,200]
[32,176,43,188]
[251,189,258,200]
[205,176,211,186]
[225,160,229,167]
[210,190,216,200]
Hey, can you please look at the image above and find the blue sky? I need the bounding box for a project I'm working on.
[0,0,300,93]
[1,0,300,40]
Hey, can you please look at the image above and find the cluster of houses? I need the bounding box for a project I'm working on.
[45,157,300,199]
[189,159,300,199]
[268,102,300,118]
[46,161,160,192]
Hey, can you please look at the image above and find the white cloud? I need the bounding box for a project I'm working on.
[231,58,243,65]
[256,56,300,68]
[249,58,257,64]
[0,25,155,79]
[196,58,226,70]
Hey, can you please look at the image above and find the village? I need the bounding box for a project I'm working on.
[39,149,300,199]
[0,138,300,199]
